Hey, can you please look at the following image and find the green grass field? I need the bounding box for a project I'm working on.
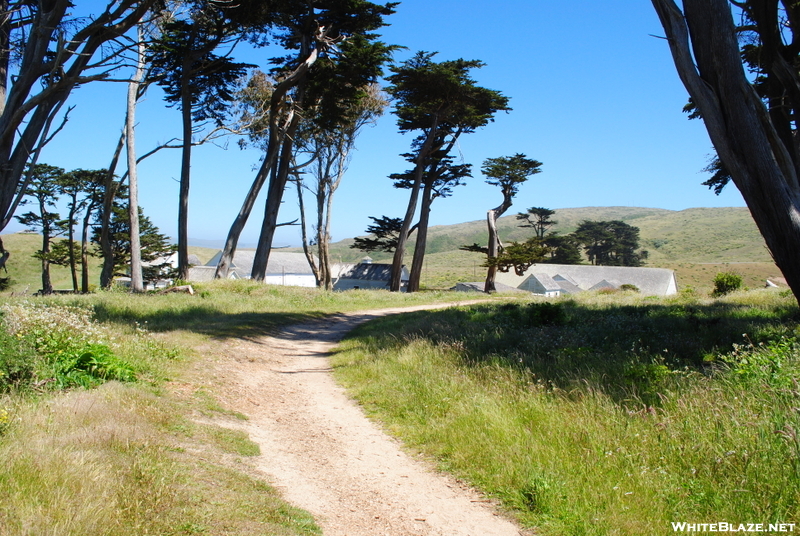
[1,282,799,534]
[0,283,466,535]
[332,289,800,534]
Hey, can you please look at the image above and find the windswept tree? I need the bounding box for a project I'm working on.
[0,0,158,272]
[651,0,800,303]
[385,51,510,292]
[517,207,557,239]
[148,8,253,280]
[94,202,176,287]
[479,154,541,292]
[56,169,106,292]
[393,148,473,292]
[14,165,65,294]
[214,0,397,281]
[351,216,406,254]
[486,238,550,277]
[543,233,583,264]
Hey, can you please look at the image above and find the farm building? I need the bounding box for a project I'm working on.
[200,250,318,287]
[332,258,409,291]
[493,264,678,296]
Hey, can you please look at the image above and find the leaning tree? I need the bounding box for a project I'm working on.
[480,154,542,292]
[214,0,397,281]
[385,51,510,292]
[14,164,65,294]
[148,7,253,281]
[651,0,800,303]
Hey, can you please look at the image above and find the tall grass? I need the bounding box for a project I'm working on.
[332,289,800,535]
[0,281,465,534]
[0,383,318,536]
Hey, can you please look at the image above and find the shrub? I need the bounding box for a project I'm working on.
[524,302,567,326]
[0,325,36,392]
[0,302,137,391]
[712,271,743,297]
[620,283,640,292]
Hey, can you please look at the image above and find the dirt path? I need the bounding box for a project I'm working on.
[212,302,526,536]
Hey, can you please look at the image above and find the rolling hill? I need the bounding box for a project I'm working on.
[1,206,782,293]
[313,206,779,290]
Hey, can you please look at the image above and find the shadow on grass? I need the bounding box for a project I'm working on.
[92,303,330,341]
[343,297,800,404]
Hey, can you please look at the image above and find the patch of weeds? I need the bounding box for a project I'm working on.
[193,389,246,419]
[204,425,260,457]
[0,405,10,435]
[516,472,556,515]
[720,336,797,387]
[623,358,674,404]
[0,325,36,392]
[1,302,138,390]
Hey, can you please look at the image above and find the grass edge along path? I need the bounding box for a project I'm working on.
[331,289,800,536]
[0,282,475,535]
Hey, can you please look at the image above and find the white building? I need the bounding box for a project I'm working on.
[494,264,678,297]
[200,250,319,287]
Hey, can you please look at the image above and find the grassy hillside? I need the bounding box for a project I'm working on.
[0,233,219,293]
[311,206,779,291]
[3,206,782,294]
[321,206,769,262]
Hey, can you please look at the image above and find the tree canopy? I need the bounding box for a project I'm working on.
[385,51,510,291]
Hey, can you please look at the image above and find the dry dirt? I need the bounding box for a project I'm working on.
[209,302,528,536]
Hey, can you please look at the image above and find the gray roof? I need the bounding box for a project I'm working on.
[531,273,561,292]
[589,279,622,291]
[334,262,407,281]
[496,264,678,296]
[452,282,524,293]
[187,265,239,281]
[206,250,317,278]
[553,273,579,286]
[187,254,202,266]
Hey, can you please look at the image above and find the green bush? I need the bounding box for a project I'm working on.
[50,343,137,389]
[1,302,137,391]
[0,325,36,392]
[712,271,743,297]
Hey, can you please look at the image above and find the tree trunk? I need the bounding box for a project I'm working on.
[251,110,303,281]
[80,203,94,293]
[320,178,336,291]
[390,120,439,291]
[484,196,514,293]
[652,0,800,304]
[0,0,8,119]
[39,201,52,295]
[215,46,318,280]
[296,176,321,286]
[177,67,192,281]
[67,204,78,292]
[0,237,8,274]
[126,27,145,293]
[100,130,125,288]
[407,178,435,292]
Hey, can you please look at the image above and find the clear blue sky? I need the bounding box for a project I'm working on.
[6,1,745,247]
